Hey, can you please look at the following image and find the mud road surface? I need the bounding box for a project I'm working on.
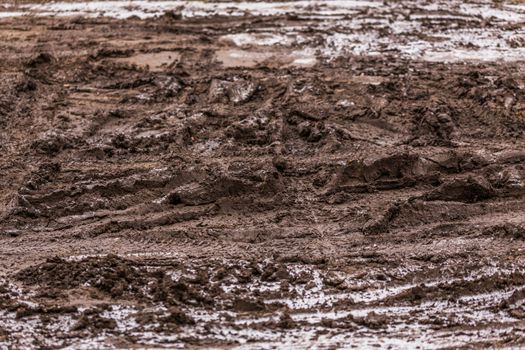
[2,1,525,348]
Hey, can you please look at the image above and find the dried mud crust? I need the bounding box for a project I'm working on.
[1,6,525,350]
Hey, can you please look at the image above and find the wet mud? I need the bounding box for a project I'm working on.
[2,1,525,349]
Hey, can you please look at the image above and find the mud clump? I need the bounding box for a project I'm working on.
[90,48,134,60]
[362,201,401,234]
[151,273,212,307]
[484,223,525,239]
[15,255,147,299]
[388,273,525,304]
[167,183,216,206]
[26,52,55,68]
[15,76,37,93]
[272,156,288,172]
[508,308,525,319]
[297,121,326,142]
[410,109,456,146]
[31,132,77,156]
[208,78,258,105]
[25,162,61,190]
[362,154,426,182]
[504,289,525,306]
[329,153,440,195]
[425,176,495,203]
[354,312,389,329]
[232,298,266,312]
[277,311,296,329]
[166,170,280,206]
[72,313,117,331]
[160,307,195,325]
[15,255,214,308]
[15,305,78,319]
[225,113,281,145]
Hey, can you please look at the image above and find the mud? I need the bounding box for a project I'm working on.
[2,1,525,349]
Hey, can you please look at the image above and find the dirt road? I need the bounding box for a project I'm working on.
[2,1,525,348]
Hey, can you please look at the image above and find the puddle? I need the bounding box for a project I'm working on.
[113,51,180,71]
[350,75,386,85]
[0,12,25,18]
[2,1,381,19]
[423,48,525,63]
[220,33,297,47]
[3,260,525,350]
[3,1,525,63]
[216,48,316,68]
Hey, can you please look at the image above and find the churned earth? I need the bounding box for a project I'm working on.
[2,1,525,349]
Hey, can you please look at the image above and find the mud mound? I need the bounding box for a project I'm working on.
[15,255,148,298]
[388,272,525,304]
[15,256,217,307]
[483,223,525,240]
[72,313,117,331]
[425,176,495,203]
[328,153,441,195]
[410,109,456,146]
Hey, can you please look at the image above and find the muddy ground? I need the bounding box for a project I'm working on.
[2,1,525,349]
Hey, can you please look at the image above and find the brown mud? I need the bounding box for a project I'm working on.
[2,1,525,349]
